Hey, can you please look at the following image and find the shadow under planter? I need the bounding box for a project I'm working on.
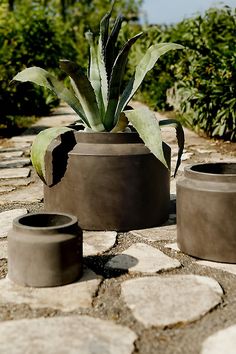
[8,212,83,287]
[44,131,171,231]
[177,162,236,263]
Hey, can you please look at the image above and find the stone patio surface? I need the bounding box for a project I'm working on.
[0,103,235,354]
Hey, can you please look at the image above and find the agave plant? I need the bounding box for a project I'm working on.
[13,6,184,181]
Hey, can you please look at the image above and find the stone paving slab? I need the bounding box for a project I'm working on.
[10,135,36,143]
[130,224,177,242]
[105,243,181,274]
[0,178,31,187]
[0,151,24,159]
[0,158,30,168]
[0,167,30,179]
[0,186,15,193]
[121,275,223,328]
[0,268,102,312]
[0,208,28,238]
[0,103,235,354]
[0,315,137,354]
[83,231,117,257]
[196,260,236,276]
[201,325,236,354]
[165,244,236,275]
[0,144,31,151]
[0,181,43,204]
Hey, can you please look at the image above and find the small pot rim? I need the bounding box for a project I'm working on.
[13,212,78,231]
[184,162,236,181]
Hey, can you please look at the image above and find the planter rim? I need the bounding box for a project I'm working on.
[13,212,78,231]
[184,162,236,182]
[73,130,143,144]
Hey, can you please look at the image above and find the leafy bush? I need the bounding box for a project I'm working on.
[128,6,236,140]
[0,3,77,126]
[168,7,236,141]
[0,0,142,129]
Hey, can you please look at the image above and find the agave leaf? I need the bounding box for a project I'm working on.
[111,112,129,132]
[125,107,168,168]
[105,14,123,79]
[99,9,112,51]
[103,32,143,131]
[159,119,185,177]
[97,9,113,111]
[115,43,184,123]
[31,127,73,183]
[12,67,90,127]
[85,31,105,118]
[60,60,104,132]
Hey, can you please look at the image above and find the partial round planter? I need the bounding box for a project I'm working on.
[177,162,236,263]
[8,212,83,287]
[44,131,171,231]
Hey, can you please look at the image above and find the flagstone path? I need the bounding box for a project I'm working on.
[0,103,235,353]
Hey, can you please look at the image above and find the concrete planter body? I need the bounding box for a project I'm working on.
[44,131,171,231]
[177,163,236,263]
[8,212,83,287]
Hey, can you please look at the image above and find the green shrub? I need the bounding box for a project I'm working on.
[0,3,77,126]
[169,7,236,141]
[128,6,236,140]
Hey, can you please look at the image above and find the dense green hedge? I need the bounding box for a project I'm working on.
[0,0,141,129]
[0,3,77,127]
[129,7,236,140]
[0,3,235,140]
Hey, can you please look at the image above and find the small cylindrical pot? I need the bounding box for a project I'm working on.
[8,212,83,287]
[44,131,171,231]
[177,162,236,263]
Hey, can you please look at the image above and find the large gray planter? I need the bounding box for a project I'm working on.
[44,131,171,231]
[8,212,83,287]
[177,162,236,263]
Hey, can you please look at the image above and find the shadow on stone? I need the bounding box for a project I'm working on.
[84,254,139,279]
[169,194,176,215]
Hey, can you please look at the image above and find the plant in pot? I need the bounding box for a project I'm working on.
[13,6,185,231]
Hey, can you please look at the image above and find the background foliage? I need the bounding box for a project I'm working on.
[0,1,235,140]
[128,7,236,140]
[0,0,141,130]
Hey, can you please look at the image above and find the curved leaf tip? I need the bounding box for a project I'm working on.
[31,127,74,183]
[159,119,185,177]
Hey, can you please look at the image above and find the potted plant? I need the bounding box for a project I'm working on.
[13,6,184,231]
[177,162,236,263]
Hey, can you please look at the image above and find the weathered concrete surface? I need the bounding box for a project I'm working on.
[0,168,30,179]
[0,158,30,168]
[121,275,223,328]
[0,181,43,204]
[0,268,102,312]
[0,315,137,354]
[0,151,24,159]
[201,325,236,354]
[106,243,181,274]
[130,224,177,242]
[0,103,235,354]
[197,260,236,276]
[0,186,15,193]
[84,231,117,257]
[0,208,28,238]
